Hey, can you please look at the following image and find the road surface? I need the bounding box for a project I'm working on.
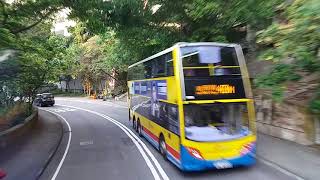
[39,98,297,180]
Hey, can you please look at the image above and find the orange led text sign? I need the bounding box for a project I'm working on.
[195,84,236,95]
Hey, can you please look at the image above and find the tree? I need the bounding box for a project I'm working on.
[19,26,67,103]
[0,0,62,35]
[256,0,320,111]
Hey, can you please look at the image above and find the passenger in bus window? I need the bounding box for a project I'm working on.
[184,69,196,76]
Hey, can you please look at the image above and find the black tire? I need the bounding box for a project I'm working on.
[159,135,167,160]
[132,118,136,130]
[128,110,131,122]
[137,120,142,137]
[134,119,139,132]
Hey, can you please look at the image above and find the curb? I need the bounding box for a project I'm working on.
[0,110,38,148]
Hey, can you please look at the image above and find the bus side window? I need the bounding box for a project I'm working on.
[144,61,153,79]
[128,64,145,80]
[165,53,174,76]
[153,56,166,78]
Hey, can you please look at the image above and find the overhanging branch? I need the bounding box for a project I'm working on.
[12,8,59,34]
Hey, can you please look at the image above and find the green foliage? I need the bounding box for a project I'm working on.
[255,64,301,87]
[1,0,319,114]
[258,0,320,68]
[256,0,320,111]
[67,0,281,60]
[51,89,85,97]
[99,31,138,71]
[255,64,301,102]
[0,0,62,34]
[1,21,69,112]
[310,99,320,114]
[310,88,320,114]
[0,28,15,48]
[16,23,69,100]
[1,0,67,109]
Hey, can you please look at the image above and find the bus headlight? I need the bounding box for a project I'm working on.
[240,142,255,155]
[186,147,204,160]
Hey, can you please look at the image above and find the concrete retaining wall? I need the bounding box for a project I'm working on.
[255,93,315,145]
[0,110,38,148]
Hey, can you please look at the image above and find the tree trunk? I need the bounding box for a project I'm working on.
[73,80,76,94]
[66,80,70,92]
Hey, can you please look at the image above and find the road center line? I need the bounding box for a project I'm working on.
[42,109,72,180]
[56,104,169,180]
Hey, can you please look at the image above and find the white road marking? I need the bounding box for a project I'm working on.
[55,99,127,109]
[56,104,170,180]
[80,141,93,146]
[41,109,72,180]
[258,156,305,180]
[99,112,170,180]
[51,108,77,113]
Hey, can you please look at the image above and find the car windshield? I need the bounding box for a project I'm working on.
[42,94,53,98]
[184,103,250,141]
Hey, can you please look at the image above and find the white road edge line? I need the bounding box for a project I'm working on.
[41,109,72,180]
[56,104,167,180]
[101,112,170,180]
[258,157,305,180]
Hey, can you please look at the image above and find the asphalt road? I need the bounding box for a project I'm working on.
[39,98,296,180]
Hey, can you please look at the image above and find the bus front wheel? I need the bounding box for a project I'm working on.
[159,135,167,160]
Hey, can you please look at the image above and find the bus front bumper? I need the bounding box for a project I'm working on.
[180,145,256,171]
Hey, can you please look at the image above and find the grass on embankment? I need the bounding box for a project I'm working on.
[0,103,29,131]
[51,89,87,97]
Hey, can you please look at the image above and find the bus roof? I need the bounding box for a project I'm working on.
[128,42,239,69]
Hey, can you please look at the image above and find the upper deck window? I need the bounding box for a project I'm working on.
[128,52,173,81]
[181,46,241,77]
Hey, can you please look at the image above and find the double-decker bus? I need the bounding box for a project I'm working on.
[127,42,256,171]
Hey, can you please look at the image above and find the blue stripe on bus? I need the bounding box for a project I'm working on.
[167,152,182,168]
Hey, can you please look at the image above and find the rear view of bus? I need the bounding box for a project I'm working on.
[178,43,256,171]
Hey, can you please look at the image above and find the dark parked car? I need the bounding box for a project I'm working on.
[97,91,104,99]
[34,93,55,107]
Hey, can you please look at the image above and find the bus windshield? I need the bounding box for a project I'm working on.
[181,45,240,76]
[184,102,251,142]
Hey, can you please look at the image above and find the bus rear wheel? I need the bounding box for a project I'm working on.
[159,135,167,160]
[128,109,131,122]
[137,120,142,137]
[132,118,136,130]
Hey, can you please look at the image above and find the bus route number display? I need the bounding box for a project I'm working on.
[195,84,236,95]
